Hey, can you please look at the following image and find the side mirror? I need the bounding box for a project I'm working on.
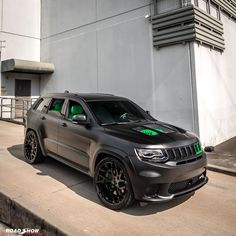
[72,114,90,125]
[146,110,151,115]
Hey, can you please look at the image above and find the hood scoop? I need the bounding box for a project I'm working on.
[132,124,175,136]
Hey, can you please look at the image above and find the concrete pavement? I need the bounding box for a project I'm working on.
[207,137,236,176]
[0,121,236,236]
[0,223,10,236]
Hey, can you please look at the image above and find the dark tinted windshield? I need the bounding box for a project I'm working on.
[87,100,147,125]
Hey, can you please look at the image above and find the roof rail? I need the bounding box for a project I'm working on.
[95,93,114,96]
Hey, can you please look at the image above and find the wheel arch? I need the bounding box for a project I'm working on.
[91,148,135,178]
[25,128,46,156]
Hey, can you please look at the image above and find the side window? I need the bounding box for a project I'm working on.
[34,98,51,113]
[66,100,85,121]
[48,98,65,116]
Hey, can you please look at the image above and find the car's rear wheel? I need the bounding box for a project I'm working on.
[24,130,45,164]
[94,157,134,210]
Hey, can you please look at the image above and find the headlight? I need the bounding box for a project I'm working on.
[135,148,168,163]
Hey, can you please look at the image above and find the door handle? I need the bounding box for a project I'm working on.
[61,123,67,127]
[41,116,46,120]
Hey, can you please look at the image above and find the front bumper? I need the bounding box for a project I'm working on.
[128,153,208,202]
[142,175,208,202]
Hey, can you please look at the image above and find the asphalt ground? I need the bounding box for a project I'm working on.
[0,121,235,236]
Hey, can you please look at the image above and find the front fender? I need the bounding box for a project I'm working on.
[90,145,135,177]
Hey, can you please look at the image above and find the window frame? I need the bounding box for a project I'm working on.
[33,97,51,113]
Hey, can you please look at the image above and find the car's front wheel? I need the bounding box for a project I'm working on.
[24,130,45,164]
[94,157,134,210]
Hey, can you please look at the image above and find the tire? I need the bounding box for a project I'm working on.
[94,157,134,210]
[24,130,45,164]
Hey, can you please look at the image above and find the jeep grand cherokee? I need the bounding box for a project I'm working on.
[24,92,208,210]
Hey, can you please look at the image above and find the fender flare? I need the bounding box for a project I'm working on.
[91,146,135,178]
[25,128,47,156]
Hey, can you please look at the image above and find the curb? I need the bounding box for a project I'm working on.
[0,192,67,236]
[0,119,24,126]
[207,164,236,177]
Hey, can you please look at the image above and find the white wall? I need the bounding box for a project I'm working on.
[1,73,40,97]
[0,0,41,97]
[0,0,40,61]
[153,43,198,132]
[0,32,40,61]
[41,1,155,112]
[41,0,199,132]
[41,0,150,38]
[194,13,236,146]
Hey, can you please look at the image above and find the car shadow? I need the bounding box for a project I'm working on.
[7,144,193,216]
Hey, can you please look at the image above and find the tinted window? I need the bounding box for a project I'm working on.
[48,99,65,116]
[66,100,85,121]
[87,100,146,124]
[34,98,51,112]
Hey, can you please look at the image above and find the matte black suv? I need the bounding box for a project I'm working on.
[24,92,208,210]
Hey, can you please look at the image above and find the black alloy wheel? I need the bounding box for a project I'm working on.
[24,130,45,164]
[94,157,134,210]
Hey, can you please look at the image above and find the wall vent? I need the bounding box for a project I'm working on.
[152,5,225,51]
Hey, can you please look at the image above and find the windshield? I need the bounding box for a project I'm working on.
[87,100,148,125]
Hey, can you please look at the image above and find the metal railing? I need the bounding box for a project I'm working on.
[0,97,38,124]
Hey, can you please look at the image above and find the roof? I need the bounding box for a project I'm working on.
[1,59,55,74]
[76,93,125,101]
[44,92,127,101]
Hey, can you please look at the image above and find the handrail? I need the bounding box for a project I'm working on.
[0,97,37,124]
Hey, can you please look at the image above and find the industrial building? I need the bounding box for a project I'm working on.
[0,0,236,146]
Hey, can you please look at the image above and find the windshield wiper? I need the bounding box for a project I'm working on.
[102,119,151,126]
[131,119,149,123]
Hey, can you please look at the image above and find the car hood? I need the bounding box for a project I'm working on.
[104,121,198,147]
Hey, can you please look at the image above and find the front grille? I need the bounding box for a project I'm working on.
[162,143,202,164]
[168,173,205,194]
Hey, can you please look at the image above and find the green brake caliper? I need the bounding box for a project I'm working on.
[105,172,109,189]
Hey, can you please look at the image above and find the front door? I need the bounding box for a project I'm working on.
[57,99,90,171]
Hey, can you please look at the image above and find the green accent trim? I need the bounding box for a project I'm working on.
[140,129,158,136]
[194,143,203,155]
[154,128,164,133]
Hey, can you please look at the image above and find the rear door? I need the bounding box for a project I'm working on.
[41,98,66,155]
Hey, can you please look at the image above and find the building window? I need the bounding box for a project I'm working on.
[198,0,208,12]
[156,0,181,14]
[182,0,193,7]
[210,3,218,19]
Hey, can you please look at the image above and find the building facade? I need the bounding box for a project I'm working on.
[0,0,41,98]
[0,0,236,147]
